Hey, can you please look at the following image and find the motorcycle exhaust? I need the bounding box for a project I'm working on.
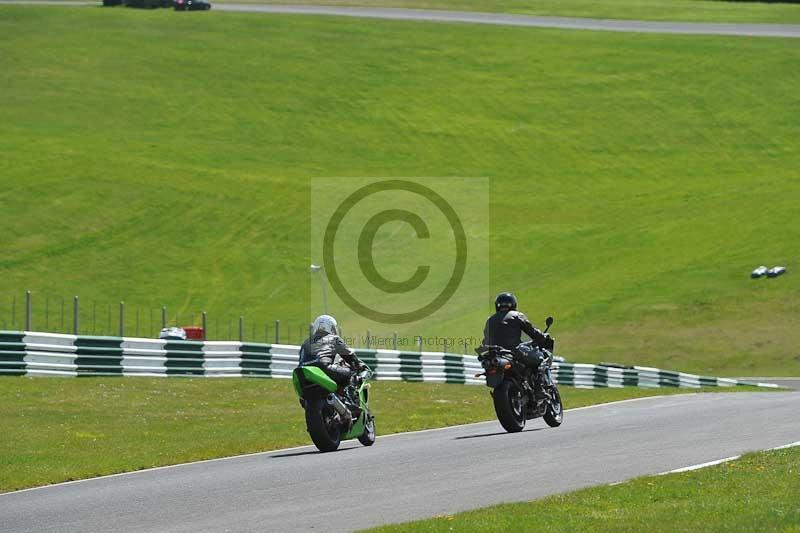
[326,393,352,423]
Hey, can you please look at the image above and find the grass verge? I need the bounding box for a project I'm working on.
[0,377,759,492]
[366,445,800,532]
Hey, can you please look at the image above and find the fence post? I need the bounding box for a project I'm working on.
[275,320,280,344]
[136,307,140,337]
[25,291,32,331]
[119,302,125,337]
[45,296,49,330]
[464,339,468,355]
[443,337,448,354]
[73,296,79,335]
[239,316,244,342]
[11,294,16,330]
[417,336,422,352]
[308,323,313,339]
[202,312,208,341]
[392,332,397,350]
[366,329,372,349]
[161,307,167,329]
[60,296,65,331]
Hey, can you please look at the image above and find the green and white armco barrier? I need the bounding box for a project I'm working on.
[0,331,778,388]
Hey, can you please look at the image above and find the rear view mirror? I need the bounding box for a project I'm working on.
[545,316,554,328]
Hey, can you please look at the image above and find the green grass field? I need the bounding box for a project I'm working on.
[0,377,750,492]
[1,7,799,375]
[368,445,800,532]
[211,0,800,24]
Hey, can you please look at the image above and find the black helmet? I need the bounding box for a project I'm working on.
[495,292,517,312]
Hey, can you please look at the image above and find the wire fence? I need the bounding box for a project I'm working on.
[0,291,482,353]
[0,291,309,345]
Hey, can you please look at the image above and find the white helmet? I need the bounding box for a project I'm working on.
[312,315,338,336]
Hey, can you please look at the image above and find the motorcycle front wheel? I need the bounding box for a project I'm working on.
[493,380,526,433]
[543,385,563,427]
[358,415,376,446]
[306,398,342,452]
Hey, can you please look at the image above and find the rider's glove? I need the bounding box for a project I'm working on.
[542,334,554,350]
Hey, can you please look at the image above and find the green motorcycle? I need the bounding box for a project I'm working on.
[292,364,376,452]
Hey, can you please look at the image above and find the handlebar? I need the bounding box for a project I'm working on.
[357,366,374,381]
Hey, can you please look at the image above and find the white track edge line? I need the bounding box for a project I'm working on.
[0,394,677,497]
[657,440,800,476]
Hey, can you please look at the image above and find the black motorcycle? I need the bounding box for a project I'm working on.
[475,316,563,433]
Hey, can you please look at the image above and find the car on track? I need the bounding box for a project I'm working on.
[174,0,211,10]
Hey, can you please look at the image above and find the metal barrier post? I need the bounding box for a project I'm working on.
[161,307,167,329]
[275,320,280,344]
[73,296,79,335]
[119,302,125,337]
[239,316,244,342]
[25,291,31,331]
[393,332,397,351]
[202,312,208,341]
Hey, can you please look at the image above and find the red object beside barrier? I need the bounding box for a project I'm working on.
[183,326,204,340]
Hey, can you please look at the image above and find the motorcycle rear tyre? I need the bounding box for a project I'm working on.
[493,380,526,433]
[306,398,341,452]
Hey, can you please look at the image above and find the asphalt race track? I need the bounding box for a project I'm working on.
[2,1,800,38]
[3,392,799,532]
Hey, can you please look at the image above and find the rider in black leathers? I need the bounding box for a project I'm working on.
[299,315,365,398]
[482,292,553,400]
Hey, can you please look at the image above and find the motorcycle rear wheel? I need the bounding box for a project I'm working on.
[543,386,563,427]
[306,398,342,452]
[493,380,526,433]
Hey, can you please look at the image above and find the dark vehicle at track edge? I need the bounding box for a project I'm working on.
[174,0,211,10]
[475,316,563,432]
